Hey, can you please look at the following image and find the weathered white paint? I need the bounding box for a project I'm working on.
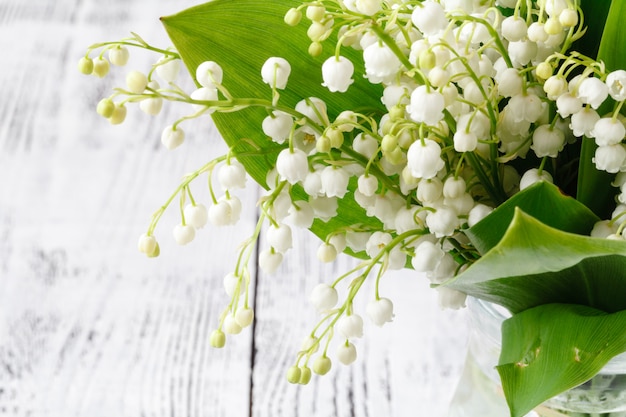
[0,1,469,416]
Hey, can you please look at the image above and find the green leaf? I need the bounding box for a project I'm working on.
[576,0,624,218]
[447,209,626,313]
[161,0,386,244]
[465,181,599,255]
[497,303,626,417]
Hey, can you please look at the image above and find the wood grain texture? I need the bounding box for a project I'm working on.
[0,1,470,416]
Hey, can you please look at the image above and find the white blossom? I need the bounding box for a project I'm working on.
[276,148,309,184]
[363,42,402,84]
[310,283,338,312]
[337,342,357,365]
[594,144,626,173]
[531,125,565,158]
[218,160,247,189]
[295,97,328,125]
[317,243,338,263]
[196,61,223,88]
[259,249,283,274]
[161,125,185,150]
[407,86,445,125]
[501,16,528,42]
[467,204,494,227]
[321,56,354,92]
[321,166,350,198]
[173,223,196,245]
[309,196,339,221]
[262,112,293,144]
[267,223,293,253]
[184,204,208,229]
[577,77,609,109]
[437,287,467,309]
[607,70,626,101]
[411,1,448,36]
[570,108,600,137]
[591,118,626,146]
[366,298,394,326]
[261,57,291,89]
[411,240,445,272]
[407,139,445,179]
[519,168,553,190]
[337,314,364,338]
[426,207,459,237]
[357,174,378,196]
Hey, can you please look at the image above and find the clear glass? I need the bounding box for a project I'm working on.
[449,298,626,417]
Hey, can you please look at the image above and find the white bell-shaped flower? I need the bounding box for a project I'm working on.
[453,130,478,152]
[184,203,208,229]
[276,148,309,184]
[577,77,608,109]
[544,75,568,100]
[594,144,626,173]
[137,233,157,255]
[531,125,565,158]
[416,177,443,203]
[261,57,291,89]
[357,174,378,196]
[407,139,445,179]
[196,61,223,88]
[218,160,247,189]
[570,108,600,137]
[467,204,493,227]
[190,87,218,113]
[556,92,582,118]
[155,57,180,83]
[508,93,543,123]
[591,118,626,146]
[501,16,528,42]
[259,249,283,274]
[411,1,448,36]
[321,166,350,198]
[496,68,523,98]
[321,56,354,92]
[527,22,549,42]
[366,298,394,326]
[426,207,459,237]
[303,169,323,197]
[607,70,626,101]
[407,86,445,125]
[508,40,538,66]
[161,125,185,150]
[173,223,196,245]
[437,287,467,310]
[519,168,553,190]
[310,283,338,312]
[365,231,392,258]
[317,242,338,263]
[267,223,293,253]
[295,97,328,125]
[223,315,242,335]
[363,42,401,84]
[223,272,241,297]
[412,240,444,273]
[262,112,293,144]
[286,201,315,228]
[443,177,466,199]
[309,196,339,222]
[352,133,379,159]
[337,342,357,365]
[356,0,382,15]
[337,314,364,339]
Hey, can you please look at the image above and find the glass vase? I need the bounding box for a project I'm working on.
[449,297,626,417]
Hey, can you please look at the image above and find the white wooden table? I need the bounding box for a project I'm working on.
[0,1,469,416]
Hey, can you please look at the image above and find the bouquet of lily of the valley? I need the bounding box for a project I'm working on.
[79,0,626,415]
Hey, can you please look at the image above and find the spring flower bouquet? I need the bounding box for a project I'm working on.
[79,0,626,415]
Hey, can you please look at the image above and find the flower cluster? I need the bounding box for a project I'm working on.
[81,0,626,390]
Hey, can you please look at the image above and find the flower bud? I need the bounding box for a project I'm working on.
[306,5,325,21]
[312,356,332,375]
[161,125,185,150]
[78,57,94,75]
[126,70,148,94]
[223,315,242,335]
[97,98,115,118]
[108,46,129,66]
[317,243,337,263]
[299,366,312,384]
[138,233,157,255]
[286,366,302,384]
[210,329,226,348]
[284,8,302,26]
[92,58,110,78]
[235,308,254,328]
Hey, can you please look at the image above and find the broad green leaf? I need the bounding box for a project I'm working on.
[447,209,626,313]
[497,303,626,417]
[465,181,598,255]
[576,0,623,219]
[161,0,385,244]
